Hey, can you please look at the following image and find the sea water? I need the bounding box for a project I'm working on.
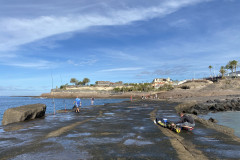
[0,96,128,125]
[200,111,240,138]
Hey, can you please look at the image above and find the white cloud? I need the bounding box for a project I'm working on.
[0,0,209,51]
[100,67,142,72]
[0,59,57,69]
[67,58,97,66]
[101,49,139,61]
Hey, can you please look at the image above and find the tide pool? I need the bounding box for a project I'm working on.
[200,111,240,138]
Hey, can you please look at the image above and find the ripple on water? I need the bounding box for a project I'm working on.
[66,132,92,138]
[104,113,115,116]
[123,139,154,146]
[10,150,92,160]
[196,136,220,142]
[205,148,240,159]
[83,137,122,145]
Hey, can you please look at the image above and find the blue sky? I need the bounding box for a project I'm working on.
[0,0,240,96]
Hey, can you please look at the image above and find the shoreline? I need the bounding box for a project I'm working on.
[1,98,240,159]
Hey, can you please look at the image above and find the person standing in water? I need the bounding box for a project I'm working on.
[73,96,81,113]
[91,97,94,105]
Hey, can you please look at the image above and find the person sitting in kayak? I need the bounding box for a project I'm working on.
[175,111,195,128]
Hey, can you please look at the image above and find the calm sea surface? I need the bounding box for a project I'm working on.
[200,111,240,138]
[0,96,128,125]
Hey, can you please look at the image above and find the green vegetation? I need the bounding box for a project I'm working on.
[180,85,190,89]
[208,65,213,78]
[82,78,90,85]
[209,60,239,78]
[60,83,68,90]
[70,78,78,85]
[113,83,173,93]
[219,66,226,78]
[70,77,91,86]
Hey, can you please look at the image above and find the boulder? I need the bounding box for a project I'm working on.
[2,103,46,125]
[190,109,199,115]
[206,100,214,103]
[231,99,238,104]
[214,99,221,103]
[209,117,218,123]
[209,105,216,111]
[213,104,225,111]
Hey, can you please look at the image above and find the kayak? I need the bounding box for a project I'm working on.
[154,118,194,133]
[154,118,181,133]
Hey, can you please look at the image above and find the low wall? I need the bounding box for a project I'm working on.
[41,91,159,98]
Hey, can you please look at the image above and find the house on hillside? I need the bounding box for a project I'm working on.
[152,78,172,89]
[95,81,112,86]
[226,71,240,77]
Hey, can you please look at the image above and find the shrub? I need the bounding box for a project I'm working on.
[180,85,190,89]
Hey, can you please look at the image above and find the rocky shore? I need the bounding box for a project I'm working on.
[175,97,240,115]
[1,100,240,159]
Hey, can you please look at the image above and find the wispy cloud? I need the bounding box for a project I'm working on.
[100,49,139,61]
[100,67,142,72]
[0,59,57,69]
[0,0,209,51]
[67,58,98,66]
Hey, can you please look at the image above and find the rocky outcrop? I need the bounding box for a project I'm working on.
[176,98,240,115]
[2,103,46,125]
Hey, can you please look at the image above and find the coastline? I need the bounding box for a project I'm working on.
[39,79,240,139]
[40,91,160,99]
[1,99,240,159]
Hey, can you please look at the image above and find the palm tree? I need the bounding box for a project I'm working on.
[219,66,226,78]
[231,60,238,78]
[208,65,213,79]
[226,61,234,76]
[82,78,90,85]
[70,78,78,85]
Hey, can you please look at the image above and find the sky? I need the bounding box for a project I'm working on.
[0,0,240,96]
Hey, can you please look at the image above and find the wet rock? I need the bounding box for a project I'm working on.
[213,104,224,111]
[235,106,240,111]
[226,102,232,108]
[231,99,238,104]
[191,109,199,115]
[2,103,46,125]
[214,99,221,103]
[209,105,216,111]
[209,117,218,123]
[206,100,214,103]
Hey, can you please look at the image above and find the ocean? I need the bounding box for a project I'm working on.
[200,111,240,138]
[0,96,128,125]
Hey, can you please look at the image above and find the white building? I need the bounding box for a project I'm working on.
[226,71,240,77]
[152,78,172,88]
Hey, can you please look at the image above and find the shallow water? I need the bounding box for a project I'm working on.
[0,96,128,125]
[200,111,240,137]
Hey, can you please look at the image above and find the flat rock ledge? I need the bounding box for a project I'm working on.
[2,103,46,125]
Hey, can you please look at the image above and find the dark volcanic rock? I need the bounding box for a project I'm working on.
[2,103,46,125]
[209,105,216,111]
[209,117,218,123]
[214,99,221,103]
[214,104,225,111]
[206,100,214,103]
[191,109,199,115]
